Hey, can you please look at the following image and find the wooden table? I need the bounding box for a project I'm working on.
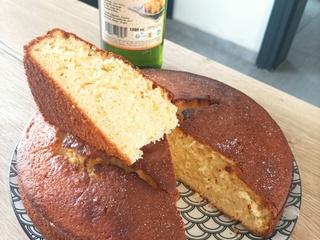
[1,0,319,239]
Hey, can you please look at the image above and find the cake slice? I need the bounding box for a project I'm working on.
[23,28,178,165]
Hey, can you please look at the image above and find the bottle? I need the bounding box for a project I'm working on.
[99,0,167,68]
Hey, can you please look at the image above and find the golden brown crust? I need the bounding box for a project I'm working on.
[17,113,185,240]
[133,136,178,195]
[142,69,293,237]
[20,186,71,240]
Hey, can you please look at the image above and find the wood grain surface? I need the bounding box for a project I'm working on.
[1,0,319,239]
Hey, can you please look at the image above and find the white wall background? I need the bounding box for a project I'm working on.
[173,0,274,52]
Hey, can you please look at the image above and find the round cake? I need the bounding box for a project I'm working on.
[17,69,293,239]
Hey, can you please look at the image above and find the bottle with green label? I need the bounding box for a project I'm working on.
[99,0,168,69]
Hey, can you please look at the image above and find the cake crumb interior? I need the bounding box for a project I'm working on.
[167,127,272,234]
[29,31,178,163]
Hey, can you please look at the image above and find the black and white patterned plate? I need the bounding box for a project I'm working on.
[9,147,301,240]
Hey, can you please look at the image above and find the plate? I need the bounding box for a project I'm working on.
[9,147,301,240]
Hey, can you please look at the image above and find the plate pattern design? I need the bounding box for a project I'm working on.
[9,147,301,240]
[9,148,44,240]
